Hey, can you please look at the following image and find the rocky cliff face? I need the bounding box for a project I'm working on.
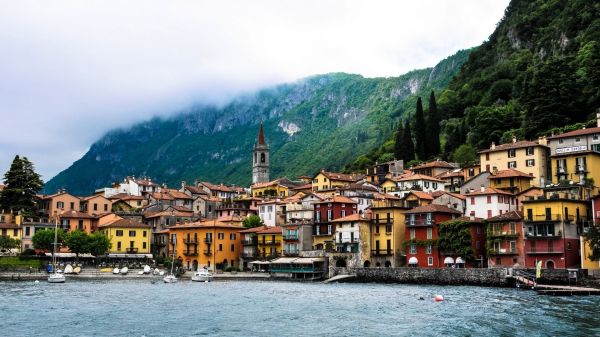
[45,50,471,195]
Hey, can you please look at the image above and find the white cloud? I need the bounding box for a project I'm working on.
[0,0,509,180]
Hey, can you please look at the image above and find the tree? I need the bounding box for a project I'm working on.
[87,232,111,257]
[393,122,405,160]
[32,228,65,252]
[0,236,20,254]
[399,120,415,162]
[584,225,600,261]
[414,97,427,160]
[0,156,44,217]
[451,144,477,167]
[437,220,474,263]
[425,91,441,157]
[65,230,90,258]
[243,214,264,228]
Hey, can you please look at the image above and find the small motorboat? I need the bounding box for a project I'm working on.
[143,265,151,274]
[163,274,178,283]
[112,268,120,274]
[48,273,66,283]
[191,269,213,282]
[120,267,129,275]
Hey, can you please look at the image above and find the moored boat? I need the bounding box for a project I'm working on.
[191,268,213,282]
[120,267,129,275]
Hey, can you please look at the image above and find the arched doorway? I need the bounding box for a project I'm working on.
[546,260,555,269]
[375,262,381,267]
[192,260,198,271]
[363,260,371,268]
[335,259,347,268]
[384,261,391,268]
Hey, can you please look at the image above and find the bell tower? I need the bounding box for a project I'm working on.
[252,123,269,184]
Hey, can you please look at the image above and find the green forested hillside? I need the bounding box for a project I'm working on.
[45,50,470,195]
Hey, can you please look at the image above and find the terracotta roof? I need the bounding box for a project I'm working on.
[315,195,357,204]
[59,210,95,219]
[395,174,444,183]
[144,210,194,218]
[372,192,401,200]
[164,189,193,200]
[252,178,299,189]
[216,214,244,223]
[81,195,111,202]
[155,229,170,234]
[331,213,371,222]
[257,226,283,234]
[412,160,455,170]
[169,219,245,230]
[403,191,434,200]
[466,187,513,196]
[200,182,234,193]
[149,192,174,201]
[239,225,269,234]
[316,171,359,182]
[404,204,462,215]
[135,179,159,187]
[109,193,145,201]
[478,140,545,153]
[486,210,523,222]
[488,169,533,179]
[291,183,313,191]
[184,186,208,195]
[547,127,600,140]
[99,218,150,229]
[447,192,467,200]
[436,170,464,179]
[452,216,485,223]
[168,205,194,212]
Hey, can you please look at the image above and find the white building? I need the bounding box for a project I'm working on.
[465,187,517,219]
[95,176,161,198]
[258,199,281,227]
[285,193,323,223]
[383,174,446,198]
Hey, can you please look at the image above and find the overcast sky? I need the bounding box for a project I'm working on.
[0,0,509,181]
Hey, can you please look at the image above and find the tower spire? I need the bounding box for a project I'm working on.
[257,122,265,145]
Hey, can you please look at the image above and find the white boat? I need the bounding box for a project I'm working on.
[112,268,120,274]
[48,216,66,284]
[143,265,151,274]
[163,274,178,283]
[137,271,144,275]
[191,269,213,282]
[64,264,73,274]
[120,267,129,275]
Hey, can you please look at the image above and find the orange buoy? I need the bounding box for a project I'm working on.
[434,295,444,302]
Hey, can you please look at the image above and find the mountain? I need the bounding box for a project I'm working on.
[45,50,471,195]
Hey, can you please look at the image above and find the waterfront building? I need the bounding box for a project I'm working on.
[479,137,550,187]
[98,218,151,255]
[313,196,357,251]
[312,170,359,192]
[486,211,525,268]
[438,216,487,268]
[333,212,371,254]
[369,194,408,267]
[522,186,590,269]
[404,205,461,268]
[168,219,244,271]
[256,226,282,259]
[144,208,195,232]
[488,169,534,194]
[465,187,517,219]
[58,210,95,233]
[252,123,270,184]
[281,220,313,257]
[239,225,267,269]
[581,195,600,270]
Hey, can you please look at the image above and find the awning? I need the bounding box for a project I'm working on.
[408,257,418,264]
[455,257,465,264]
[45,253,95,258]
[249,260,271,265]
[443,257,455,264]
[108,253,153,258]
[270,257,298,264]
[293,257,326,264]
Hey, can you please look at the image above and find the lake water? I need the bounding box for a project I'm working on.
[1,279,599,336]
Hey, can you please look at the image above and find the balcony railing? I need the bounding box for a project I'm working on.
[488,230,519,238]
[204,237,213,244]
[126,248,138,254]
[313,232,333,237]
[575,165,587,173]
[283,234,299,241]
[262,240,281,246]
[525,214,565,222]
[242,238,257,245]
[489,249,517,255]
[526,249,561,254]
[203,250,212,256]
[335,238,359,244]
[153,241,166,247]
[371,250,393,256]
[183,250,198,256]
[282,249,299,256]
[405,220,435,226]
[241,252,257,258]
[525,232,562,239]
[184,238,198,244]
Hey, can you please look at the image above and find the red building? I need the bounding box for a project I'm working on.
[436,216,487,268]
[404,204,461,268]
[313,196,357,251]
[486,211,525,268]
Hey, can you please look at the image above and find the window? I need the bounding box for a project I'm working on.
[424,181,430,188]
[78,220,84,230]
[93,203,98,211]
[526,159,535,167]
[593,134,599,141]
[231,244,235,252]
[427,256,433,266]
[508,149,516,158]
[57,201,64,209]
[142,242,147,249]
[526,147,534,155]
[218,233,224,240]
[327,224,332,235]
[116,230,123,237]
[117,242,121,250]
[219,244,223,251]
[410,229,415,240]
[485,153,490,161]
[410,244,417,254]
[104,204,108,212]
[559,139,564,144]
[143,231,147,237]
[470,197,475,205]
[427,228,432,240]
[425,244,432,254]
[341,210,346,217]
[25,226,30,236]
[508,161,517,168]
[432,183,438,189]
[327,210,332,221]
[70,202,75,210]
[487,196,492,204]
[575,137,581,143]
[129,230,136,237]
[487,210,492,218]
[230,233,236,240]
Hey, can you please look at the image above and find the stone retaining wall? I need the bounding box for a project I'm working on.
[353,267,511,287]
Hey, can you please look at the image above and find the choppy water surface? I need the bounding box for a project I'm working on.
[1,279,599,336]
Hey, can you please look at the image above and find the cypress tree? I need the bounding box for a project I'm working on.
[0,155,44,216]
[414,97,427,160]
[401,120,415,162]
[393,121,405,160]
[426,91,441,156]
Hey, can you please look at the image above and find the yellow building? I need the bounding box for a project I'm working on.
[0,212,22,254]
[98,218,151,255]
[168,219,244,271]
[488,169,534,194]
[332,213,371,265]
[479,137,549,187]
[251,178,295,197]
[581,237,600,270]
[256,226,282,259]
[312,170,358,192]
[369,195,408,267]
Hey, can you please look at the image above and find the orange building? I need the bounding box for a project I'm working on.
[80,195,112,216]
[39,191,81,219]
[168,219,244,272]
[58,210,95,234]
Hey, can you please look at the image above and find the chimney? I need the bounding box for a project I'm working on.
[512,136,517,143]
[181,181,186,190]
[480,186,485,192]
[490,142,496,150]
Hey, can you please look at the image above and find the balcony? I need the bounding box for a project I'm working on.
[405,220,435,227]
[153,241,166,247]
[371,250,393,256]
[575,165,587,173]
[204,237,213,244]
[203,250,212,256]
[283,234,299,241]
[184,238,198,244]
[489,249,517,255]
[125,248,138,254]
[525,214,565,222]
[488,231,519,239]
[282,249,299,256]
[242,238,257,245]
[183,250,198,256]
[313,232,333,237]
[525,232,562,239]
[241,252,257,259]
[262,240,281,246]
[526,249,561,254]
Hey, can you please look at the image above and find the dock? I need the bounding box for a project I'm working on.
[534,284,600,296]
[324,274,356,284]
